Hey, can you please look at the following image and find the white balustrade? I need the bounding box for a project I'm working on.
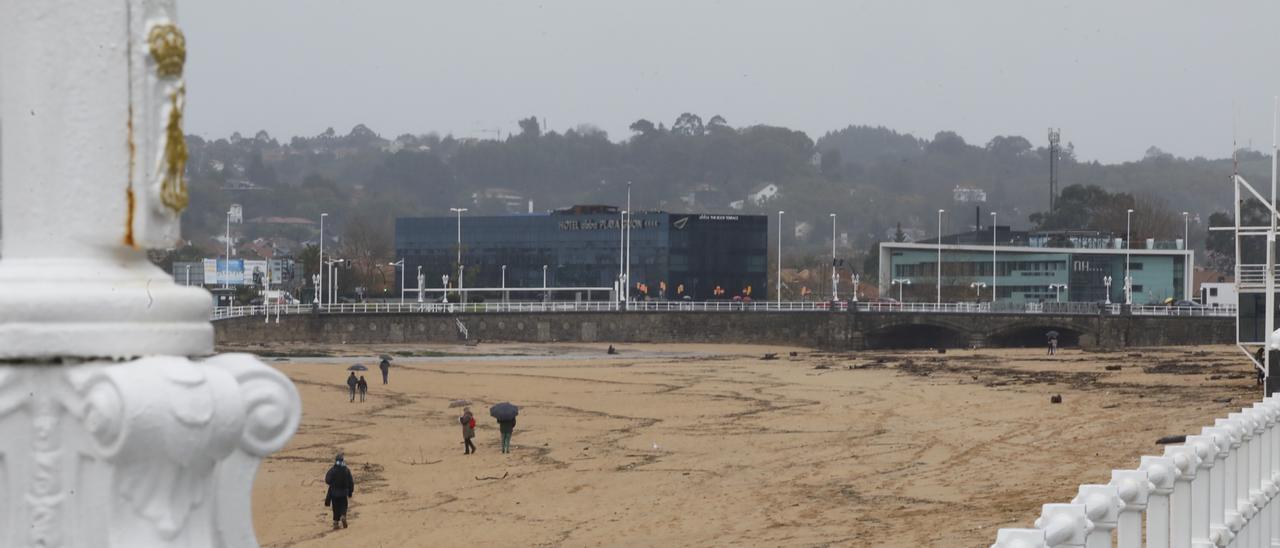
[993,396,1280,548]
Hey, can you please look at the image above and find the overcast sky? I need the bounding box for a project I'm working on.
[182,1,1280,164]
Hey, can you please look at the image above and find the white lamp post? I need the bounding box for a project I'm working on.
[1182,211,1189,250]
[990,211,997,303]
[388,260,404,304]
[829,213,838,301]
[501,264,507,303]
[852,273,860,303]
[777,210,784,305]
[891,278,912,302]
[543,264,548,302]
[626,182,632,308]
[224,209,232,289]
[619,208,626,304]
[450,207,468,304]
[1049,283,1068,303]
[0,3,303,542]
[970,281,987,299]
[937,208,945,304]
[442,274,450,303]
[185,264,192,286]
[319,212,327,306]
[326,258,344,306]
[1126,208,1134,305]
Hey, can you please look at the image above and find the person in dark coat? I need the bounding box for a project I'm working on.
[379,358,391,384]
[460,407,477,454]
[324,453,355,529]
[497,417,516,453]
[346,372,358,402]
[356,376,368,402]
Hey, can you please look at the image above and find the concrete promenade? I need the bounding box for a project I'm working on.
[215,309,1234,350]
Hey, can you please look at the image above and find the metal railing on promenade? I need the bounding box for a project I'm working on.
[212,301,1237,321]
[991,396,1280,548]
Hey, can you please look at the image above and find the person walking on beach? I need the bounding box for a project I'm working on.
[356,376,368,402]
[460,407,477,455]
[379,357,391,385]
[346,372,358,403]
[495,416,516,454]
[324,453,355,530]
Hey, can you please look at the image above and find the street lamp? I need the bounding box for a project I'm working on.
[851,273,860,303]
[224,209,233,289]
[1126,208,1134,305]
[777,210,784,305]
[829,213,837,301]
[450,207,468,304]
[1048,283,1068,303]
[184,264,192,286]
[990,211,997,303]
[891,278,912,302]
[388,260,404,304]
[1181,211,1189,249]
[319,212,327,306]
[501,264,507,303]
[542,264,548,302]
[970,281,986,299]
[326,258,344,305]
[1103,275,1112,305]
[619,209,627,304]
[937,209,945,304]
[442,274,450,303]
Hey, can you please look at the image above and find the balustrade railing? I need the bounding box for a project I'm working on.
[210,300,1237,321]
[991,396,1280,548]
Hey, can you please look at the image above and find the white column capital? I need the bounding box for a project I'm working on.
[1034,503,1092,548]
[991,529,1047,548]
[1071,484,1124,533]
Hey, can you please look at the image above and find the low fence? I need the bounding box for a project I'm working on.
[991,396,1279,547]
[212,300,1237,321]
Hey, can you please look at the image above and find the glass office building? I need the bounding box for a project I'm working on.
[879,235,1192,304]
[395,206,768,300]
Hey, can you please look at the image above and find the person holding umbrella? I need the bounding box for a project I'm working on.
[490,402,519,454]
[459,407,477,454]
[324,453,355,530]
[1045,330,1059,356]
[379,354,392,385]
[346,371,358,402]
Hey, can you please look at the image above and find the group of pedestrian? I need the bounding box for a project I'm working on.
[345,356,394,403]
[326,355,523,532]
[347,372,369,402]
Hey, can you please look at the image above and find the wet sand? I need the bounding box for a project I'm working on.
[245,343,1257,547]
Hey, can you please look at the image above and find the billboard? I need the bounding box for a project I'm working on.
[202,259,271,286]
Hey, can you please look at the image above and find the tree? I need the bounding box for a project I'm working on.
[629,118,657,137]
[893,223,907,242]
[985,135,1032,157]
[819,149,843,178]
[518,116,541,138]
[672,112,704,136]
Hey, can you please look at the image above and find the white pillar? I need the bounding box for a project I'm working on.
[1035,503,1093,548]
[1217,417,1249,545]
[992,529,1048,548]
[0,2,301,545]
[1165,444,1203,548]
[1072,484,1123,548]
[1111,469,1151,548]
[1141,455,1180,548]
[1201,426,1238,547]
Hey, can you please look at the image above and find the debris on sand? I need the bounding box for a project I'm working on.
[1104,365,1122,371]
[449,399,471,408]
[1213,397,1233,404]
[1156,435,1186,445]
[814,364,830,370]
[761,353,779,360]
[1049,394,1062,404]
[475,472,509,481]
[607,345,618,355]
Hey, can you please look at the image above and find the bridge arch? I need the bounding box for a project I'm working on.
[862,319,973,349]
[984,318,1095,348]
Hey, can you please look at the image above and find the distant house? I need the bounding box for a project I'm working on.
[794,221,813,240]
[748,182,780,206]
[471,188,527,213]
[728,199,745,211]
[228,204,243,224]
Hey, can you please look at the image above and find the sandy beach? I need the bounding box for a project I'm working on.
[244,343,1257,547]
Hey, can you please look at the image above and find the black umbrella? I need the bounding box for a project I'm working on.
[1045,331,1060,340]
[379,354,394,361]
[489,402,519,421]
[348,364,368,371]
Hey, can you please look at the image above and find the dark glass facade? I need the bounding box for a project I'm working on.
[394,208,767,300]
